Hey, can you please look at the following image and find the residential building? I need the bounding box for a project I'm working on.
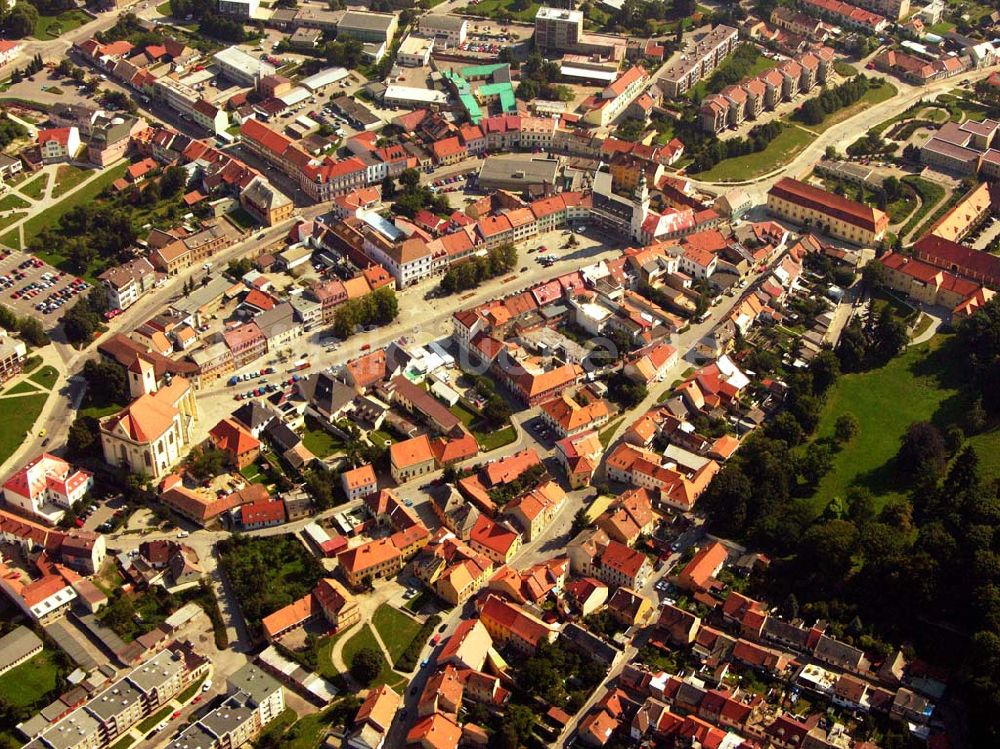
[218,0,259,18]
[921,119,1000,175]
[342,464,378,501]
[348,685,400,749]
[37,127,81,163]
[678,541,728,592]
[418,14,468,44]
[469,515,521,565]
[337,11,398,43]
[534,7,584,53]
[213,46,275,86]
[337,538,403,588]
[389,435,436,484]
[0,626,42,676]
[581,66,650,127]
[660,25,739,98]
[99,258,157,311]
[3,454,94,525]
[241,176,294,227]
[208,418,260,469]
[766,177,888,245]
[476,593,558,654]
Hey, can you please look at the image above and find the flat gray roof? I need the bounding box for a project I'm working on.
[87,678,143,721]
[0,625,42,672]
[127,650,185,694]
[168,721,217,749]
[39,709,101,749]
[478,155,560,185]
[199,696,256,739]
[339,10,395,32]
[227,663,282,706]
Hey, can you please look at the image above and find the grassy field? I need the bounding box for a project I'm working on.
[689,49,776,101]
[136,705,174,734]
[52,166,94,199]
[599,417,625,448]
[460,0,542,21]
[33,9,90,39]
[694,124,814,182]
[479,424,516,451]
[371,604,422,664]
[834,61,858,77]
[801,334,973,514]
[79,401,123,420]
[24,164,127,245]
[899,176,947,239]
[0,650,62,708]
[6,380,40,395]
[0,194,29,211]
[341,624,405,689]
[302,418,344,458]
[109,737,136,749]
[808,80,898,134]
[0,212,25,233]
[29,365,58,389]
[0,393,47,464]
[20,173,48,200]
[176,674,207,705]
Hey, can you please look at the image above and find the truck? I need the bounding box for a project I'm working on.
[293,359,311,372]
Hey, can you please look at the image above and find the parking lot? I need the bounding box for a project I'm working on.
[0,248,91,327]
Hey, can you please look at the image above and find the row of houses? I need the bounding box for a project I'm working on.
[700,47,836,134]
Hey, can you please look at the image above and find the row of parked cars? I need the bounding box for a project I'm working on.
[34,277,90,314]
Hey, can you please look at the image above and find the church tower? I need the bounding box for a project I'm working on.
[128,355,157,399]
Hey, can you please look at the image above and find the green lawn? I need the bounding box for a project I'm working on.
[928,21,956,34]
[0,393,48,464]
[155,0,172,14]
[32,9,91,39]
[24,163,127,245]
[0,650,62,708]
[176,674,207,704]
[0,228,18,248]
[19,173,47,200]
[833,61,858,77]
[341,624,405,689]
[29,365,58,390]
[801,334,966,514]
[599,418,625,448]
[459,0,542,21]
[404,589,433,613]
[109,737,136,749]
[51,165,94,199]
[807,80,897,134]
[79,401,124,419]
[6,380,40,394]
[449,402,478,426]
[225,206,258,231]
[0,193,29,211]
[693,125,814,182]
[899,176,947,239]
[0,212,25,234]
[302,419,344,458]
[478,424,516,451]
[136,705,174,734]
[370,429,396,446]
[371,604,423,664]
